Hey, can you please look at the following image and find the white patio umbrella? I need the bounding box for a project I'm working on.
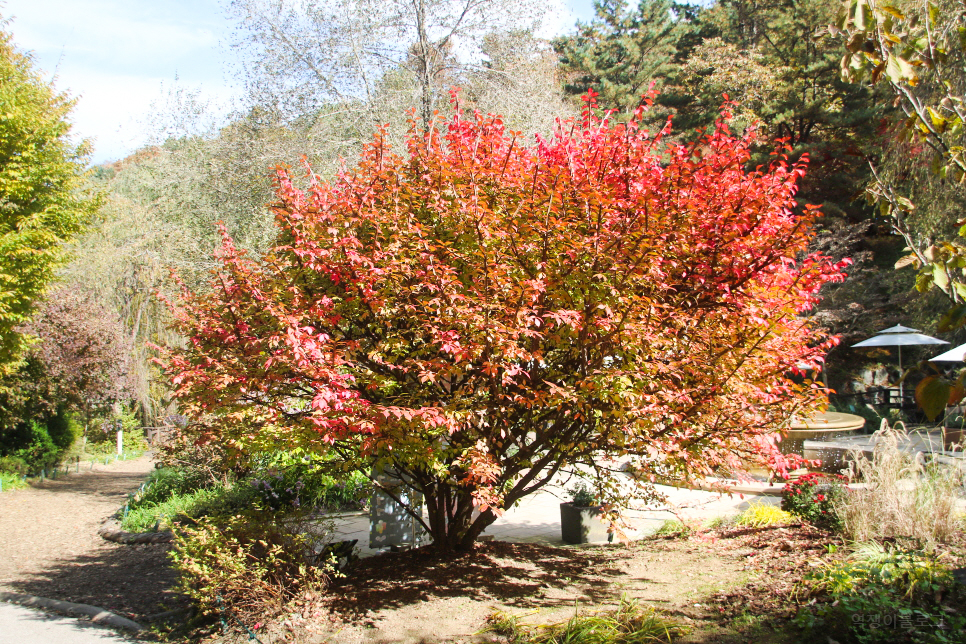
[930,343,966,362]
[852,325,949,398]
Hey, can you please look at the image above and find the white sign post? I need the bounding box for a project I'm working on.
[116,421,123,456]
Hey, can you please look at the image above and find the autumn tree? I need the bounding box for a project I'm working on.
[163,97,847,551]
[0,22,99,370]
[0,288,133,465]
[24,288,134,423]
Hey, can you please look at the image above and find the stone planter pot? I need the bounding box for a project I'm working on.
[560,502,610,544]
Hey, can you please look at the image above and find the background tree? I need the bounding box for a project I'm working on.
[24,288,134,428]
[837,0,966,308]
[0,22,99,370]
[0,288,133,471]
[680,0,884,221]
[162,98,847,552]
[553,0,701,117]
[835,0,966,416]
[228,0,544,132]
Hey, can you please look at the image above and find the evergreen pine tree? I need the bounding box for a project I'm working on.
[553,0,700,115]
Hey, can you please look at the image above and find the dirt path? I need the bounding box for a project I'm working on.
[0,455,181,621]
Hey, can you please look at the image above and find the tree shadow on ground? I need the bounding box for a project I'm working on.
[323,540,629,621]
[6,541,184,621]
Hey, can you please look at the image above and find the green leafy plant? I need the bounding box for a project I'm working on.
[123,488,210,533]
[795,542,964,643]
[569,482,599,508]
[0,470,26,492]
[782,473,847,530]
[0,455,28,476]
[653,520,692,538]
[485,596,687,643]
[131,467,212,508]
[11,420,61,473]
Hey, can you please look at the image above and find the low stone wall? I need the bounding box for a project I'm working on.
[98,518,173,544]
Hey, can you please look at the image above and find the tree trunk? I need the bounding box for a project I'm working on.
[421,485,499,552]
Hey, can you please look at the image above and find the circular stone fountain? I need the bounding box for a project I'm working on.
[782,411,866,473]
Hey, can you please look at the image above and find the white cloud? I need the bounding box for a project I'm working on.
[4,0,237,162]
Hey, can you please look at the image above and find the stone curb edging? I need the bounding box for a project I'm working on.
[691,479,785,497]
[0,591,144,632]
[98,519,173,545]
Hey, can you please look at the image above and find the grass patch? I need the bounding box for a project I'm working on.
[0,470,27,493]
[653,520,690,538]
[121,488,223,532]
[486,596,687,643]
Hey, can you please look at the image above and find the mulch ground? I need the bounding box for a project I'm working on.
[205,524,855,644]
[0,455,183,622]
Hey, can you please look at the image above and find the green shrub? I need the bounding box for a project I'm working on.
[811,543,952,598]
[11,421,61,473]
[653,520,691,538]
[187,480,260,518]
[45,408,80,451]
[781,473,847,530]
[247,461,370,512]
[315,470,370,510]
[131,467,211,509]
[122,487,222,532]
[486,595,687,643]
[794,543,965,644]
[169,512,335,621]
[0,470,27,492]
[0,455,28,476]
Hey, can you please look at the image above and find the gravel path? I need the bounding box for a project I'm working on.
[0,455,181,621]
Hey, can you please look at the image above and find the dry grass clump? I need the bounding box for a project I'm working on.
[835,423,964,544]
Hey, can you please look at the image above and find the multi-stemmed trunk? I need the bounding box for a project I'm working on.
[421,486,499,552]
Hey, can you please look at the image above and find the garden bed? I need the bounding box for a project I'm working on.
[199,524,855,644]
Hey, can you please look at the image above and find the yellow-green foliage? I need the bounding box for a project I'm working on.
[169,512,333,621]
[0,23,99,368]
[0,470,26,492]
[734,501,794,528]
[486,596,687,644]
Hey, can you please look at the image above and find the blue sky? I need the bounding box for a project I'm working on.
[3,0,597,164]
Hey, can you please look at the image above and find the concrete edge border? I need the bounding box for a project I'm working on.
[693,479,784,497]
[98,519,173,545]
[0,591,144,632]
